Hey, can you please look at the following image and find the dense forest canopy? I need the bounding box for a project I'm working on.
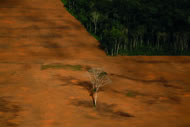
[62,0,190,55]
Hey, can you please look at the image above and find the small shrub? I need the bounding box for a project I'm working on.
[87,68,112,107]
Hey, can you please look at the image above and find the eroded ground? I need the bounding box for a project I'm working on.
[0,0,190,127]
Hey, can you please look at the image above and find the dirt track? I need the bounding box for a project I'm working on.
[0,0,190,127]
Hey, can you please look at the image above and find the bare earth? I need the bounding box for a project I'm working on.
[0,0,190,127]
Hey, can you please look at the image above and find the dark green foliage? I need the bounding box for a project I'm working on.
[61,0,190,55]
[99,71,107,78]
[93,88,97,92]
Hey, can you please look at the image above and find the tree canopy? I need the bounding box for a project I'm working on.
[62,0,190,55]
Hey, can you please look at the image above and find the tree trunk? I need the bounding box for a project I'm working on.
[111,48,114,56]
[117,43,120,54]
[94,22,97,34]
[90,23,92,32]
[92,92,98,107]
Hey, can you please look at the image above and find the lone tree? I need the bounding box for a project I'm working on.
[87,68,111,107]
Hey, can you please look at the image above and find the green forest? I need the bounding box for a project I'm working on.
[61,0,190,55]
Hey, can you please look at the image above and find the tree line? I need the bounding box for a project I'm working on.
[61,0,190,55]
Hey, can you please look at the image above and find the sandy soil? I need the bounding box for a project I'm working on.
[0,0,190,127]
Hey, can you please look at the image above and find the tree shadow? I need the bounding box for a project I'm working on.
[76,81,92,93]
[167,96,181,104]
[0,96,21,127]
[71,100,134,119]
[110,73,167,83]
[55,75,76,86]
[75,81,107,97]
[110,73,183,90]
[55,73,105,92]
[56,75,132,118]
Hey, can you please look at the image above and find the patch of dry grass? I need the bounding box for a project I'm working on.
[41,63,82,71]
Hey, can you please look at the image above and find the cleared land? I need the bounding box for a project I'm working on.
[0,0,190,127]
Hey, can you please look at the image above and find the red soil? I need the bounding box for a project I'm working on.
[0,0,190,127]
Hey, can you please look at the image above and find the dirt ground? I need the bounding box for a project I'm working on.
[0,0,190,127]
